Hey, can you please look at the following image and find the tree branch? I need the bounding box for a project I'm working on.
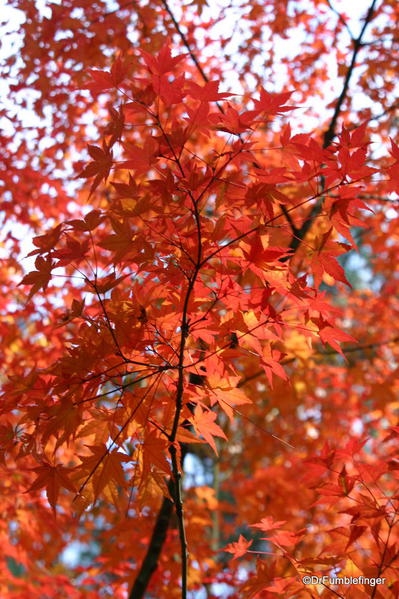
[159,0,226,115]
[280,204,299,236]
[285,0,378,257]
[325,0,355,40]
[128,4,379,596]
[318,335,399,356]
[128,448,187,599]
[159,0,209,84]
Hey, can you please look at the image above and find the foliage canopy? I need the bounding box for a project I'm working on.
[1,0,399,597]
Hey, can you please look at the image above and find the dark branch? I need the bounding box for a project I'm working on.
[280,204,299,236]
[159,0,209,84]
[285,0,378,257]
[128,495,173,598]
[128,4,379,597]
[159,0,226,115]
[323,0,378,149]
[128,447,188,599]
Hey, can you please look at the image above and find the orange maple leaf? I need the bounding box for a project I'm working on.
[224,534,253,560]
[27,463,76,512]
[190,405,227,454]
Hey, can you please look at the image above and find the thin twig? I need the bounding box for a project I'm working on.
[75,374,161,498]
[73,368,168,406]
[280,204,299,235]
[319,335,399,356]
[152,113,205,598]
[325,0,355,39]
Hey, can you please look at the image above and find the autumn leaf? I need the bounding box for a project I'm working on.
[254,88,295,116]
[186,79,234,102]
[190,406,227,454]
[85,69,114,92]
[85,272,131,294]
[52,236,90,266]
[141,45,184,75]
[207,375,252,422]
[250,517,287,532]
[78,445,129,501]
[67,209,103,232]
[3,10,399,599]
[19,256,54,300]
[262,529,305,548]
[318,325,357,357]
[312,253,352,288]
[223,535,253,560]
[27,463,76,512]
[345,525,367,550]
[76,144,113,195]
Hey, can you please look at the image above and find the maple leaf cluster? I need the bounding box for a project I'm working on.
[1,1,399,598]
